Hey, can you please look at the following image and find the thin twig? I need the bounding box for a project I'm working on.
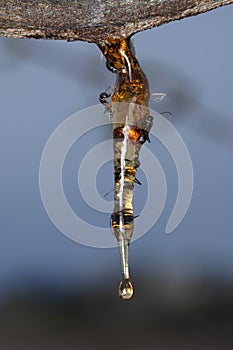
[0,0,232,43]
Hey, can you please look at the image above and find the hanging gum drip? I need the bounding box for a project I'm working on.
[98,38,152,300]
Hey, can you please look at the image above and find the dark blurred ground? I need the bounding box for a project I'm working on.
[1,273,233,350]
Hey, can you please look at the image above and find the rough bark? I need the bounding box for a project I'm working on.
[0,0,232,44]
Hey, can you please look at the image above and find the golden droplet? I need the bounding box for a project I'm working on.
[118,278,134,300]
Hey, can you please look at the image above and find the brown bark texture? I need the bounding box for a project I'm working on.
[0,0,232,44]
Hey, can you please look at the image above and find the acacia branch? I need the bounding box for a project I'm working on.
[0,0,232,44]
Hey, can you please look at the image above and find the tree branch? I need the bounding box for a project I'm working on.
[0,0,232,44]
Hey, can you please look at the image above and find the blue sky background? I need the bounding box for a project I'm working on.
[0,5,233,299]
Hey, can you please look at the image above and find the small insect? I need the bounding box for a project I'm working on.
[138,130,151,144]
[151,92,167,102]
[151,93,172,117]
[99,86,113,118]
[99,85,113,105]
[144,115,154,130]
[136,116,153,144]
[106,61,117,74]
[99,91,111,105]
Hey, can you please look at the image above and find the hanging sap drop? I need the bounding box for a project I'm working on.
[118,278,134,300]
[98,37,152,300]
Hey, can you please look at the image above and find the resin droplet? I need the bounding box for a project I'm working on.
[99,37,152,299]
[118,278,134,300]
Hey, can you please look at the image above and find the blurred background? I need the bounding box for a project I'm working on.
[0,5,233,349]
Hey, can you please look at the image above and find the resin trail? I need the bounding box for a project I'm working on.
[98,38,152,300]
